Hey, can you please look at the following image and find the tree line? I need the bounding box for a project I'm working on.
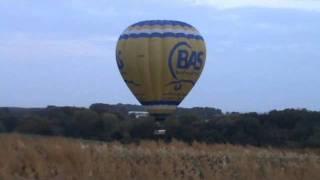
[0,103,320,148]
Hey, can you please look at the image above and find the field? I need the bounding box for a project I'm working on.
[0,134,320,180]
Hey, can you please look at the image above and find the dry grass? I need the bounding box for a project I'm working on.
[0,134,320,180]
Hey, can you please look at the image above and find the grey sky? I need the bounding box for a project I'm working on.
[0,0,319,112]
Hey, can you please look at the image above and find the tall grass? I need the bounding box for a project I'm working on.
[0,134,320,180]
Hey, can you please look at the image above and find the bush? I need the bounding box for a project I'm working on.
[16,116,52,135]
[0,122,6,133]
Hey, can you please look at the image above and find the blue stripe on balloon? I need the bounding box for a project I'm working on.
[119,33,204,40]
[141,101,181,106]
[131,20,193,28]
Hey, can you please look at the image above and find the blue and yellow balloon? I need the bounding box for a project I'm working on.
[116,20,206,120]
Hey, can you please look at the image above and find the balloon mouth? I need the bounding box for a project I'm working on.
[142,103,178,121]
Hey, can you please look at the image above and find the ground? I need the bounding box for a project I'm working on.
[0,134,319,180]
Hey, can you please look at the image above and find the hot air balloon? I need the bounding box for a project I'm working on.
[116,20,206,123]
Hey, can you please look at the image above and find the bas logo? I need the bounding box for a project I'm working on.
[176,47,204,70]
[168,42,204,91]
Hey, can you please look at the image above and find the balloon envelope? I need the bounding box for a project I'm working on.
[116,20,206,120]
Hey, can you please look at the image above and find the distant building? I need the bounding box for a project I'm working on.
[128,111,149,119]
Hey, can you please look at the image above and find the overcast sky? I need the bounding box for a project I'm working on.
[0,0,319,112]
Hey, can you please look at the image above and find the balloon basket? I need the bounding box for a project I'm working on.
[153,121,166,136]
[153,129,166,136]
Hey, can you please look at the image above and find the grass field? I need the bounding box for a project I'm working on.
[0,134,320,180]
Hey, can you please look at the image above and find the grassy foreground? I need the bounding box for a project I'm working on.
[0,134,320,180]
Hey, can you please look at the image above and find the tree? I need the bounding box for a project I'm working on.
[67,109,100,138]
[306,127,320,147]
[95,113,121,140]
[16,116,52,135]
[0,121,6,133]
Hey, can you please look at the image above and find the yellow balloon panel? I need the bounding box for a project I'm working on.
[116,20,206,117]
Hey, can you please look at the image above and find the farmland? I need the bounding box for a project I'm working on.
[0,134,320,180]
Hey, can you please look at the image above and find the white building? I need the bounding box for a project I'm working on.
[128,111,149,119]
